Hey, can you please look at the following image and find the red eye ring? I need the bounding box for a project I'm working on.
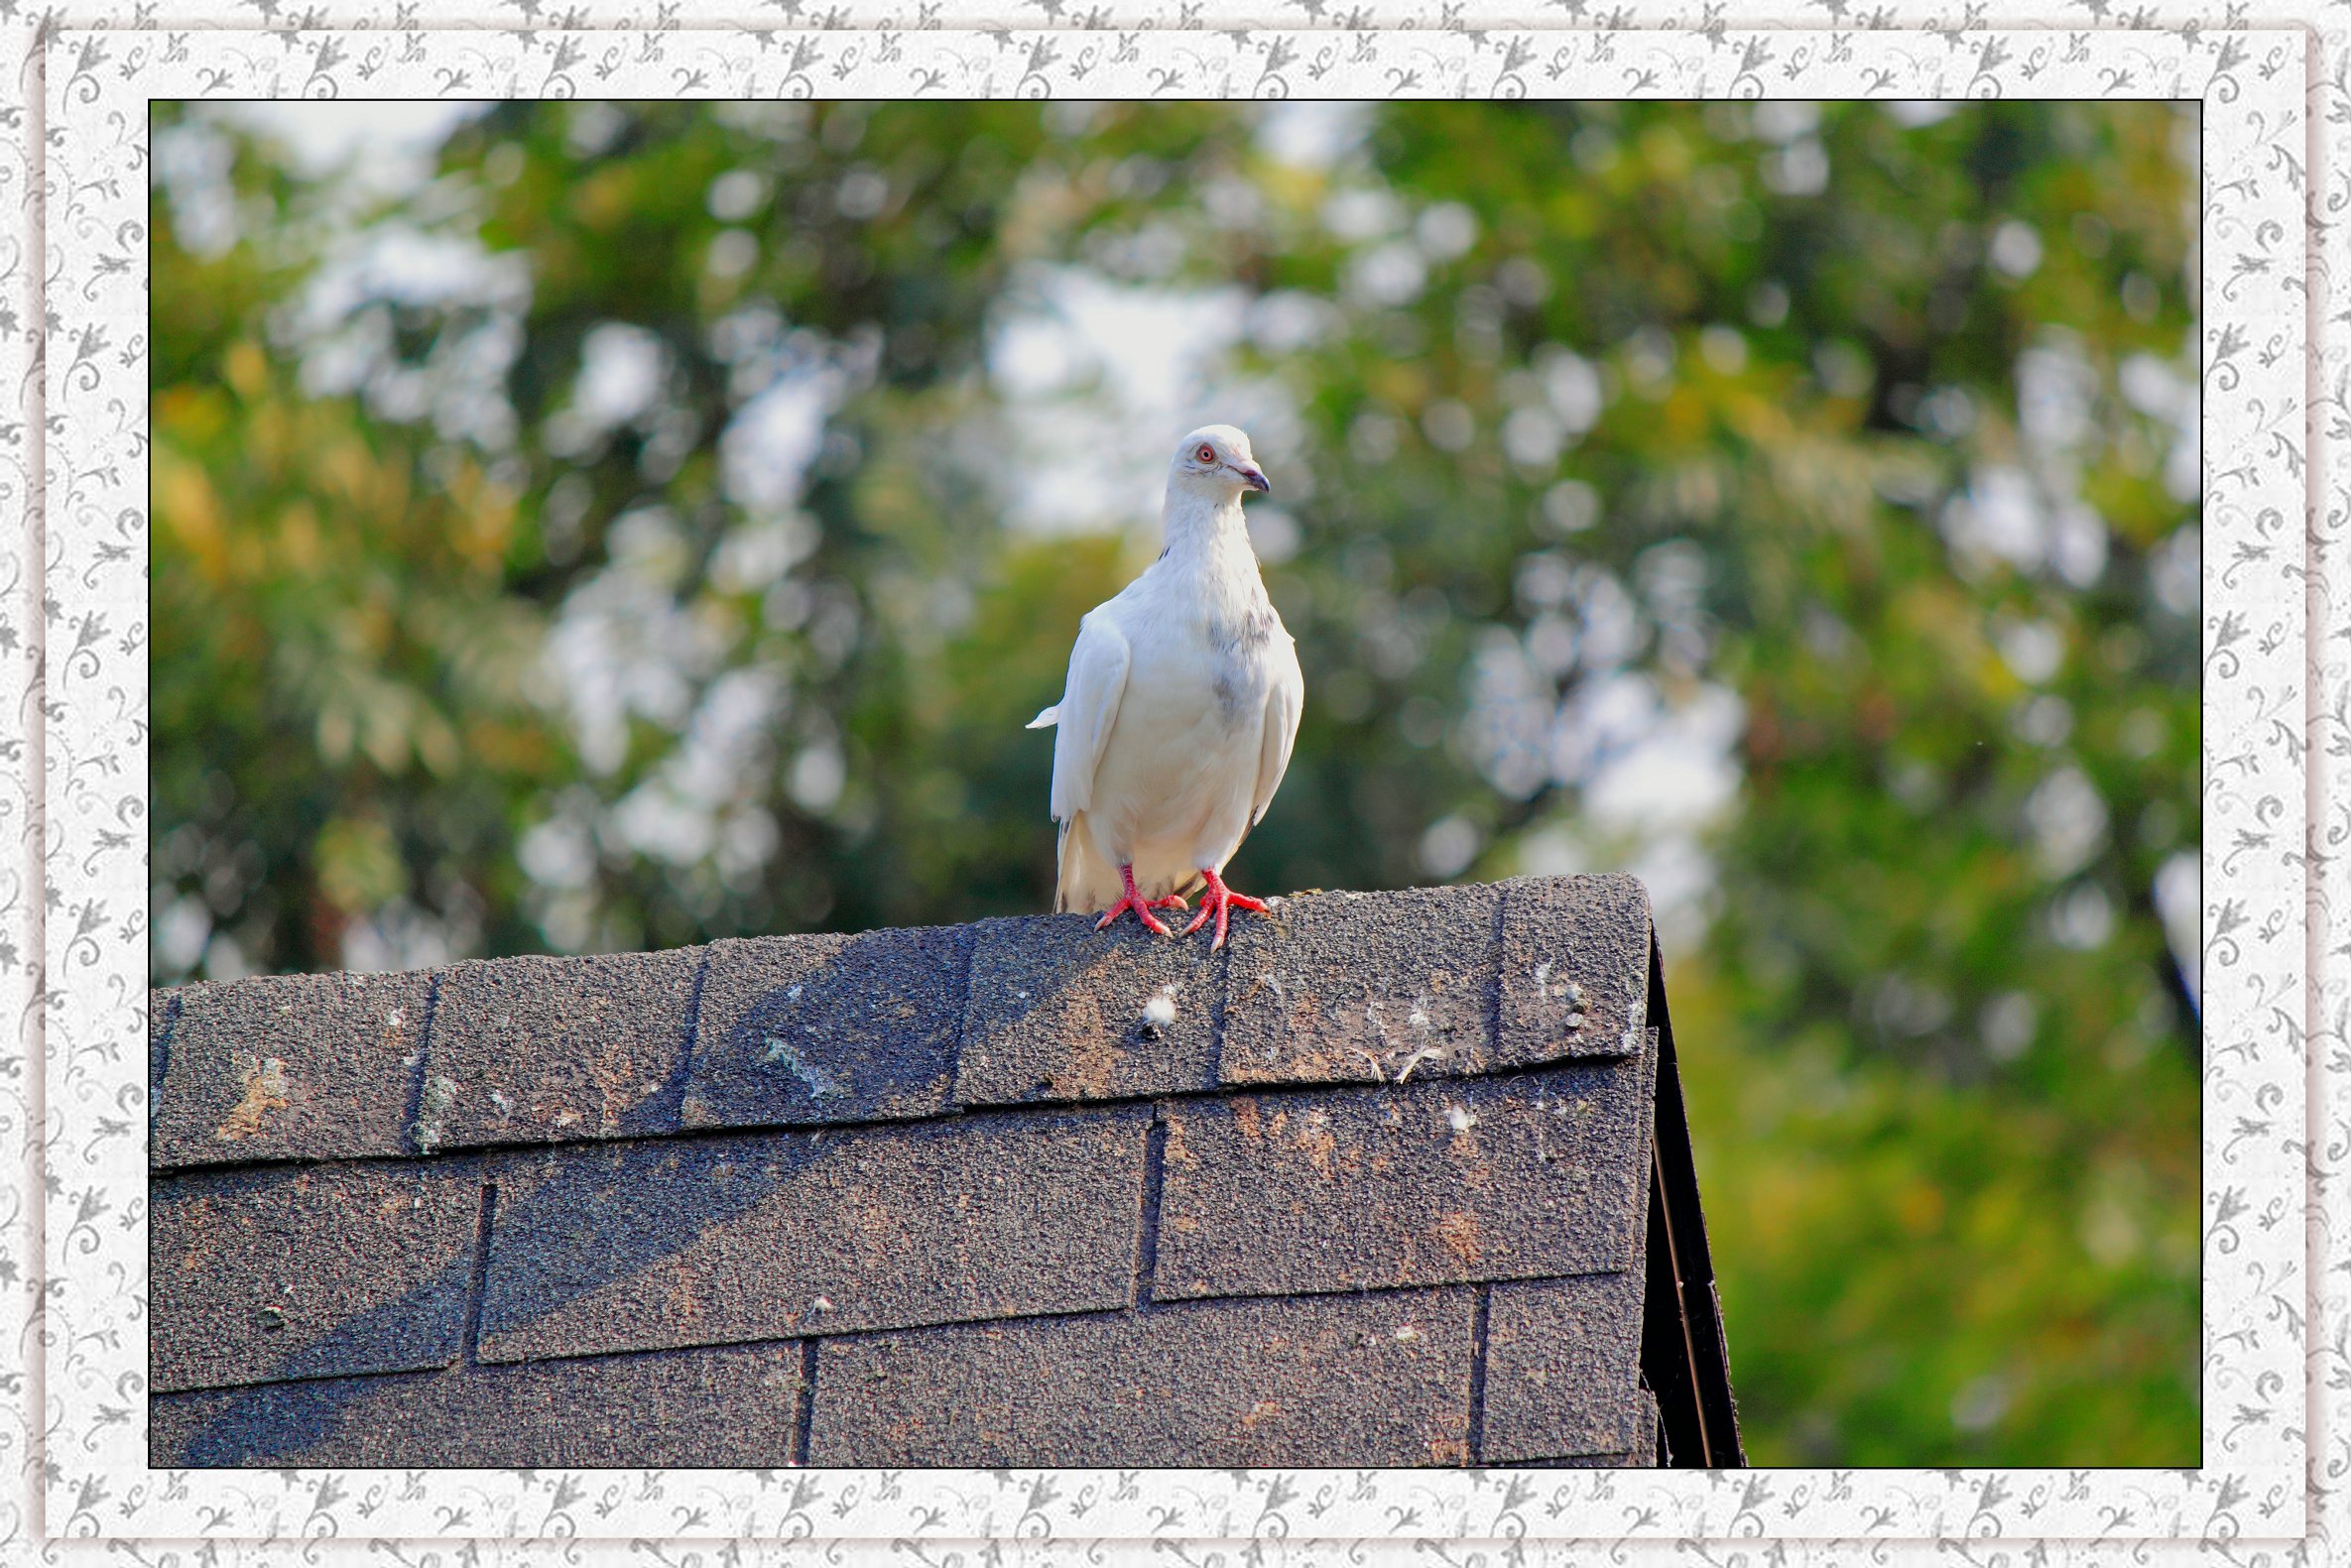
[1197,445,1215,463]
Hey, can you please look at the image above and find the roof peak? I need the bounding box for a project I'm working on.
[154,875,1652,1170]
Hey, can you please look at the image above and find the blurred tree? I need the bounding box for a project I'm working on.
[1185,102,2200,1464]
[152,98,2199,1465]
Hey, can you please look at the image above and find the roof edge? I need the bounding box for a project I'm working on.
[1639,929,1746,1467]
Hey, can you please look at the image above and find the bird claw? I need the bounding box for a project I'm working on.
[1179,870,1272,951]
[1098,865,1180,936]
[1097,894,1176,938]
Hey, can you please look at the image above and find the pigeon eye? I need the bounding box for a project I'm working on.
[1196,445,1215,463]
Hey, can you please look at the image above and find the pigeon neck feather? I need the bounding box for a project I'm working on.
[1158,485,1249,562]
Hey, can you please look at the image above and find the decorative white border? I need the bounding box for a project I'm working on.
[3,9,2333,1567]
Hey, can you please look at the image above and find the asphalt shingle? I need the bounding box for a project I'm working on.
[152,970,430,1168]
[1218,886,1501,1087]
[1479,1270,1649,1462]
[476,1108,1149,1362]
[150,989,181,1132]
[420,950,700,1150]
[1155,1063,1646,1300]
[683,924,972,1130]
[151,1161,483,1393]
[1497,874,1652,1063]
[810,1288,1475,1467]
[1500,1389,1660,1467]
[152,1341,805,1467]
[955,914,1223,1106]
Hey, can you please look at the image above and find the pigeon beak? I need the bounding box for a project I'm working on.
[1237,464,1272,495]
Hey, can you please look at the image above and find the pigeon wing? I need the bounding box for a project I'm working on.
[1047,609,1133,823]
[1249,631,1305,827]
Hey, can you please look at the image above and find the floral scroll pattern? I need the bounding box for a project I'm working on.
[0,6,2338,1566]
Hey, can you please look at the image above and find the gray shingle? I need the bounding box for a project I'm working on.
[152,1342,805,1467]
[151,1161,482,1393]
[1219,885,1500,1086]
[682,924,971,1130]
[1500,1389,1659,1467]
[1497,874,1652,1063]
[152,971,430,1168]
[477,1108,1148,1363]
[1479,1270,1648,1462]
[810,1289,1475,1467]
[955,914,1223,1106]
[1155,1063,1645,1300]
[421,950,700,1150]
[150,989,181,1132]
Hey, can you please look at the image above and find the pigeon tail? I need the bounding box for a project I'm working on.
[1027,705,1057,730]
[1053,810,1126,915]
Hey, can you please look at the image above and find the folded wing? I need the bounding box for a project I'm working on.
[1046,609,1133,824]
[1250,631,1304,828]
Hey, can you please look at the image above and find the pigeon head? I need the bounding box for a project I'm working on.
[1170,424,1272,500]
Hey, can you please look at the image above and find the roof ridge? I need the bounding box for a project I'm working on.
[151,873,1651,1171]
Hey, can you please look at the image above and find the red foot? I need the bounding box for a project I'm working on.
[1097,865,1187,937]
[1180,867,1272,951]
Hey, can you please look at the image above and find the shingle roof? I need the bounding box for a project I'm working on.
[149,874,1742,1469]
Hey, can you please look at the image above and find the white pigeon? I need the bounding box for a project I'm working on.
[1027,424,1304,949]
